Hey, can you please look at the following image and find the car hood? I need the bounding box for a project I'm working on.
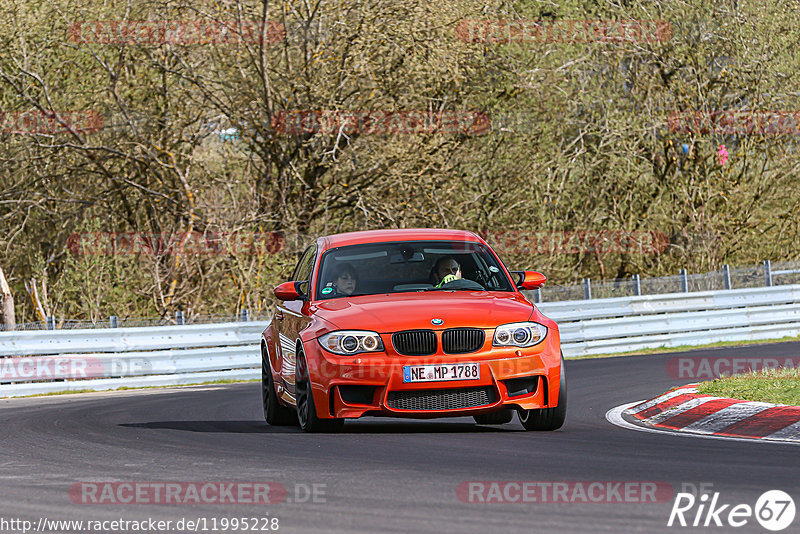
[311,291,534,333]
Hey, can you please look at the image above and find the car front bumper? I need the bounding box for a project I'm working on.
[304,329,563,419]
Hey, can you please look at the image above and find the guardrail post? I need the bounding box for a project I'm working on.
[46,316,55,330]
[175,310,185,325]
[533,288,542,303]
[764,260,772,287]
[240,309,250,322]
[722,264,731,290]
[633,274,641,296]
[680,269,688,292]
[109,316,118,328]
[582,278,592,300]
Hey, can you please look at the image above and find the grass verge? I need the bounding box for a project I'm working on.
[697,368,800,405]
[5,378,259,399]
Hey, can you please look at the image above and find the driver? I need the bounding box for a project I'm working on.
[432,257,462,288]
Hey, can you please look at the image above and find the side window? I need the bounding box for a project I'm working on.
[291,245,317,283]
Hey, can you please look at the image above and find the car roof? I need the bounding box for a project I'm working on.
[317,228,483,251]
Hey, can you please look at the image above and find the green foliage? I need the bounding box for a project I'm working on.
[1,0,799,322]
[698,368,800,405]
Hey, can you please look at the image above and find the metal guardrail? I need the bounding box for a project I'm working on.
[533,260,800,303]
[0,322,265,357]
[534,284,800,321]
[2,284,800,398]
[539,285,800,356]
[0,323,267,397]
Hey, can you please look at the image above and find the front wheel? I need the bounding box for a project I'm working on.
[295,349,344,433]
[518,356,567,431]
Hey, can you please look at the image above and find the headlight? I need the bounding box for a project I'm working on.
[493,322,547,348]
[318,330,385,355]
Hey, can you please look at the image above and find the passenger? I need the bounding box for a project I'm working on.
[331,263,358,296]
[432,257,462,288]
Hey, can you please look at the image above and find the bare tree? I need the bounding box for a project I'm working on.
[1,0,800,323]
[0,265,15,330]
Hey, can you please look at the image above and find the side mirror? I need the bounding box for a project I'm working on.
[511,271,547,290]
[274,281,307,301]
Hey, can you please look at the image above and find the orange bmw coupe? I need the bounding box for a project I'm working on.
[261,229,565,432]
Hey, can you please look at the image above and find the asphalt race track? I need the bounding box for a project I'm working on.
[2,342,800,533]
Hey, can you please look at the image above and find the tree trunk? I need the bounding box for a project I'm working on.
[0,266,15,331]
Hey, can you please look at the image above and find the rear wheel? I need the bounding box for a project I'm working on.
[518,355,567,431]
[473,409,514,425]
[296,348,344,433]
[262,348,297,426]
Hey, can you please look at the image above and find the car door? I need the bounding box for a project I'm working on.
[275,244,316,402]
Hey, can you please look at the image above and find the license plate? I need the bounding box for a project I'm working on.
[403,363,480,383]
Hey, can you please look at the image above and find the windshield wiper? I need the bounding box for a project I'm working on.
[425,287,485,291]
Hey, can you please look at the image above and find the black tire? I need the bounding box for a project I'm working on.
[295,348,344,433]
[518,355,567,431]
[473,409,514,425]
[262,347,297,426]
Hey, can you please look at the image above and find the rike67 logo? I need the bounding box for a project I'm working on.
[668,488,795,531]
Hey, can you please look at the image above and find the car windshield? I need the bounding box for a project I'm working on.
[315,240,514,299]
